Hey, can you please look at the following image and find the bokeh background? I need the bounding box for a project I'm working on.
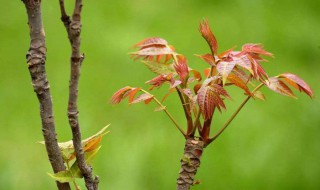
[1,0,319,189]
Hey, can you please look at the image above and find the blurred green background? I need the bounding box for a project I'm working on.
[1,0,319,189]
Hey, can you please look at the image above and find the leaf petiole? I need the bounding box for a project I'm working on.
[140,89,186,137]
[66,161,80,190]
[208,83,265,144]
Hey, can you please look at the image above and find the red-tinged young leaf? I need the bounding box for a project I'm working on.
[197,86,215,119]
[164,54,173,63]
[154,106,166,112]
[279,73,314,98]
[143,61,175,75]
[146,74,173,90]
[181,88,197,112]
[218,46,237,59]
[54,125,109,162]
[252,91,265,101]
[197,85,228,119]
[126,88,141,103]
[161,88,177,102]
[210,84,231,100]
[235,56,255,76]
[130,45,175,63]
[174,56,189,83]
[202,76,220,86]
[110,86,133,104]
[132,45,174,56]
[216,60,237,85]
[256,62,268,79]
[196,54,216,66]
[194,83,202,94]
[181,88,194,100]
[227,74,251,95]
[211,89,226,113]
[131,93,154,104]
[232,66,252,85]
[189,69,202,81]
[197,82,230,119]
[144,97,154,104]
[133,37,168,48]
[155,54,164,63]
[242,43,273,57]
[247,54,268,80]
[199,19,218,55]
[203,68,211,77]
[266,77,296,98]
[170,80,182,89]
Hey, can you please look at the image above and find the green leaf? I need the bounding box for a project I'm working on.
[40,125,110,163]
[69,163,83,179]
[69,146,102,179]
[143,61,175,75]
[154,106,166,112]
[47,171,75,183]
[86,146,102,164]
[252,91,265,101]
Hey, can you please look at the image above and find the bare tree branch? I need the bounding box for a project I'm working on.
[59,0,99,189]
[21,0,71,190]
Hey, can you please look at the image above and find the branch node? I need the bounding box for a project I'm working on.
[70,21,82,36]
[93,176,99,189]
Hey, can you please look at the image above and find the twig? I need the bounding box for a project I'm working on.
[66,162,80,190]
[193,110,202,133]
[176,88,193,136]
[208,83,265,144]
[59,0,71,32]
[22,0,71,190]
[59,0,99,189]
[172,54,194,136]
[140,89,186,137]
[201,107,215,142]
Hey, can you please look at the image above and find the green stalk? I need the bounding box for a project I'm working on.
[176,87,194,135]
[193,110,202,133]
[140,89,186,137]
[66,162,80,190]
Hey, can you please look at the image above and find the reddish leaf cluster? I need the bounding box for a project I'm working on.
[130,37,174,63]
[197,82,231,119]
[173,56,189,85]
[267,73,313,98]
[110,86,153,105]
[199,19,218,55]
[111,18,313,144]
[146,74,181,90]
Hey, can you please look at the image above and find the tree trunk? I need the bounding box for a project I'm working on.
[177,138,204,190]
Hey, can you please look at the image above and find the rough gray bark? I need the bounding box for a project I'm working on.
[177,139,204,190]
[22,1,71,190]
[59,0,99,189]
